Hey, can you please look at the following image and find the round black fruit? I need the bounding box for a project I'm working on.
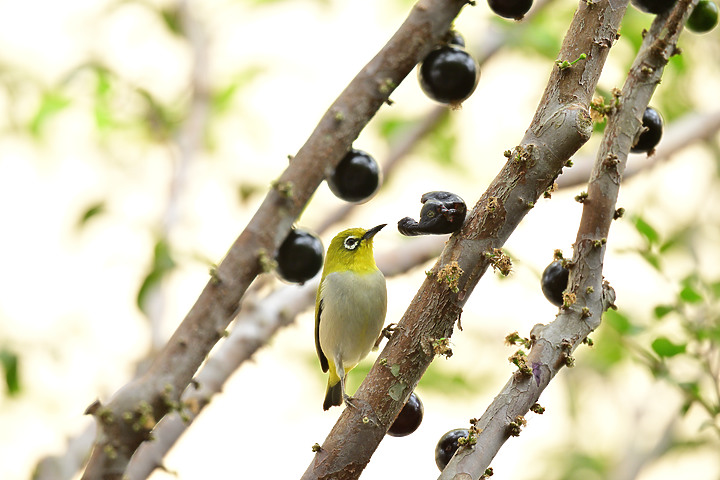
[275,228,324,284]
[631,106,663,154]
[487,0,533,19]
[388,392,424,437]
[327,148,381,203]
[687,0,719,32]
[419,45,479,105]
[541,261,569,307]
[631,0,677,14]
[435,428,470,471]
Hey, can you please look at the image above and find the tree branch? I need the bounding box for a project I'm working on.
[557,108,720,189]
[439,1,697,478]
[302,1,629,479]
[80,1,471,478]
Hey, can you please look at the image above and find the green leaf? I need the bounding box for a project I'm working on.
[710,280,720,299]
[604,309,634,334]
[651,336,686,358]
[658,227,690,253]
[423,114,459,167]
[30,91,71,136]
[0,350,20,396]
[93,67,117,130]
[211,66,266,114]
[77,202,106,229]
[653,304,675,319]
[638,249,661,271]
[137,239,176,315]
[585,329,627,371]
[679,285,703,303]
[160,7,183,36]
[633,216,660,246]
[377,115,416,142]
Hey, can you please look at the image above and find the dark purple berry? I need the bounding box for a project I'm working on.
[631,0,677,14]
[435,428,470,471]
[398,191,467,236]
[388,392,424,437]
[419,46,479,105]
[631,106,663,154]
[327,148,381,203]
[275,228,323,284]
[487,0,533,19]
[541,261,569,307]
[687,0,719,32]
[446,30,466,47]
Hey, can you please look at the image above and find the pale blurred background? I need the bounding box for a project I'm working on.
[0,0,719,479]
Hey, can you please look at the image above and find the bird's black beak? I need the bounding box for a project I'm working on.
[362,224,386,241]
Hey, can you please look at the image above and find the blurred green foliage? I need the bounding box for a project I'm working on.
[0,349,20,396]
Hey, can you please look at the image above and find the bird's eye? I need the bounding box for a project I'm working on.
[426,211,435,218]
[344,236,360,250]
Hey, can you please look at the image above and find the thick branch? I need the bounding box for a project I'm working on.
[302,1,628,479]
[439,1,697,478]
[80,1,469,478]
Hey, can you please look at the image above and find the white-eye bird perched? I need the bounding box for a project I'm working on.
[315,224,387,410]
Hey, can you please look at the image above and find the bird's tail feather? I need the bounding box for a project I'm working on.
[323,372,343,410]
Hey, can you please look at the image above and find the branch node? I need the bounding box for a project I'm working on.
[270,180,295,200]
[506,415,527,437]
[437,261,463,292]
[505,331,532,349]
[555,53,587,70]
[257,248,278,273]
[508,350,532,376]
[209,264,221,285]
[431,337,453,358]
[485,248,512,276]
[559,338,575,368]
[562,291,577,308]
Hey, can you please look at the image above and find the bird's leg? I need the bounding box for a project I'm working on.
[340,373,359,409]
[373,323,398,350]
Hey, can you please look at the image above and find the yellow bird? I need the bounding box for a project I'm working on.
[315,224,387,410]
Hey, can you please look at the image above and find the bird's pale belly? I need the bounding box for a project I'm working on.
[319,269,387,370]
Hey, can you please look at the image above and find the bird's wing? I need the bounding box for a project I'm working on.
[315,296,329,373]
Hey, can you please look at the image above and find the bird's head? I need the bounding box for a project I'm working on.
[324,224,386,273]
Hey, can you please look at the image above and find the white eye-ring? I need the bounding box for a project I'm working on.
[344,236,360,250]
